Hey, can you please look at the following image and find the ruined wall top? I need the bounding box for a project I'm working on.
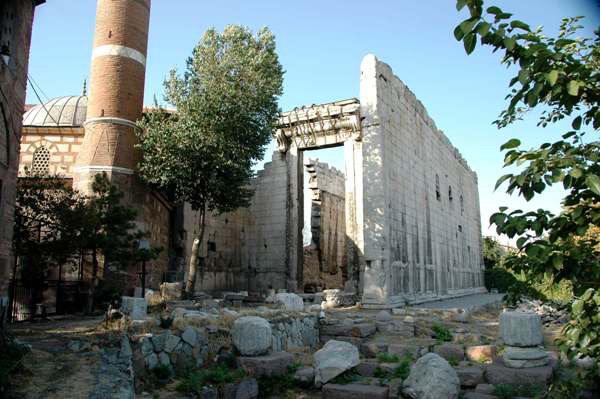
[360,54,477,179]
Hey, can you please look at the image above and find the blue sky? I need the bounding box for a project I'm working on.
[26,0,599,242]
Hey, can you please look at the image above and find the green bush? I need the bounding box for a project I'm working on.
[376,352,400,363]
[492,383,544,399]
[176,364,246,395]
[0,335,30,395]
[432,324,453,343]
[392,355,413,380]
[257,363,301,397]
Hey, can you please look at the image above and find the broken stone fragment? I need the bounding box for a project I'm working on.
[402,353,460,399]
[313,339,360,386]
[274,293,304,311]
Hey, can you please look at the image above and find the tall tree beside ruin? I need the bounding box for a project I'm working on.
[455,0,599,375]
[137,26,284,296]
[81,174,157,313]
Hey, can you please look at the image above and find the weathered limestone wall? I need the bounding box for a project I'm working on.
[183,204,250,293]
[180,151,290,294]
[244,151,289,292]
[303,160,346,290]
[359,55,485,307]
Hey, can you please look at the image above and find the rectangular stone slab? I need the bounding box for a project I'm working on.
[322,383,389,399]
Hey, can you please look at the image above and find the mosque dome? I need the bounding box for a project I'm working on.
[23,95,88,127]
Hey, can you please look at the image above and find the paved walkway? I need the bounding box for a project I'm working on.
[412,293,504,311]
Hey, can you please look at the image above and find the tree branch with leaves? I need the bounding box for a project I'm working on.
[455,0,599,377]
[137,25,284,297]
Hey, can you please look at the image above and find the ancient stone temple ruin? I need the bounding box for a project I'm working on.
[17,0,485,310]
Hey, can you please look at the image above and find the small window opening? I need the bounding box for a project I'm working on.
[207,240,216,252]
[31,146,50,175]
[435,174,441,201]
[449,186,453,202]
[460,195,464,215]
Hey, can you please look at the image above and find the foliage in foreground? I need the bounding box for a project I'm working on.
[14,173,159,313]
[0,334,30,396]
[432,324,453,343]
[138,25,284,296]
[455,0,599,373]
[176,364,246,395]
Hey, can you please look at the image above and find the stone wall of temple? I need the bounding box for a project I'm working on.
[360,55,485,307]
[181,151,290,294]
[182,204,250,294]
[302,160,346,291]
[244,151,289,292]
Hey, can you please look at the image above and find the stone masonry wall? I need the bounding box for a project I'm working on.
[181,150,290,294]
[360,55,484,306]
[303,160,346,290]
[0,0,40,323]
[19,128,84,176]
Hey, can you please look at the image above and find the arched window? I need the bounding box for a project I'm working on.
[31,146,50,175]
[435,174,441,201]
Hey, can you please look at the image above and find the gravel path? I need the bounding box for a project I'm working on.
[412,293,504,311]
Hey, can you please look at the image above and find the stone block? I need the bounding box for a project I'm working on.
[360,342,388,358]
[164,333,181,353]
[274,293,304,311]
[294,367,315,387]
[484,362,553,386]
[320,322,376,338]
[466,345,496,363]
[322,383,389,399]
[388,343,420,359]
[502,346,549,369]
[500,311,543,347]
[120,296,147,320]
[223,378,258,399]
[434,343,465,362]
[456,365,484,387]
[231,316,272,356]
[237,352,294,377]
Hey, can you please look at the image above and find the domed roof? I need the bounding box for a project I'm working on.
[23,95,88,127]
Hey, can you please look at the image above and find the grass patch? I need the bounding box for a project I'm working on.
[376,352,400,363]
[257,363,302,398]
[176,363,246,395]
[392,355,413,380]
[493,383,544,399]
[432,324,453,343]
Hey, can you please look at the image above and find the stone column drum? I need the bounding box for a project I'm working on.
[73,0,151,197]
[500,311,549,368]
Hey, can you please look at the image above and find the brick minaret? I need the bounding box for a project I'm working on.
[74,0,151,196]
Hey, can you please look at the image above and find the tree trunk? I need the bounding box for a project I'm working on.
[86,247,98,314]
[185,205,206,297]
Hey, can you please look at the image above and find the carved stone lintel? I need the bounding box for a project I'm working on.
[275,129,290,153]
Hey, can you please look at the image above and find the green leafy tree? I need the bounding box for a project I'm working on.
[138,25,284,296]
[14,175,88,316]
[82,173,158,312]
[455,0,599,374]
